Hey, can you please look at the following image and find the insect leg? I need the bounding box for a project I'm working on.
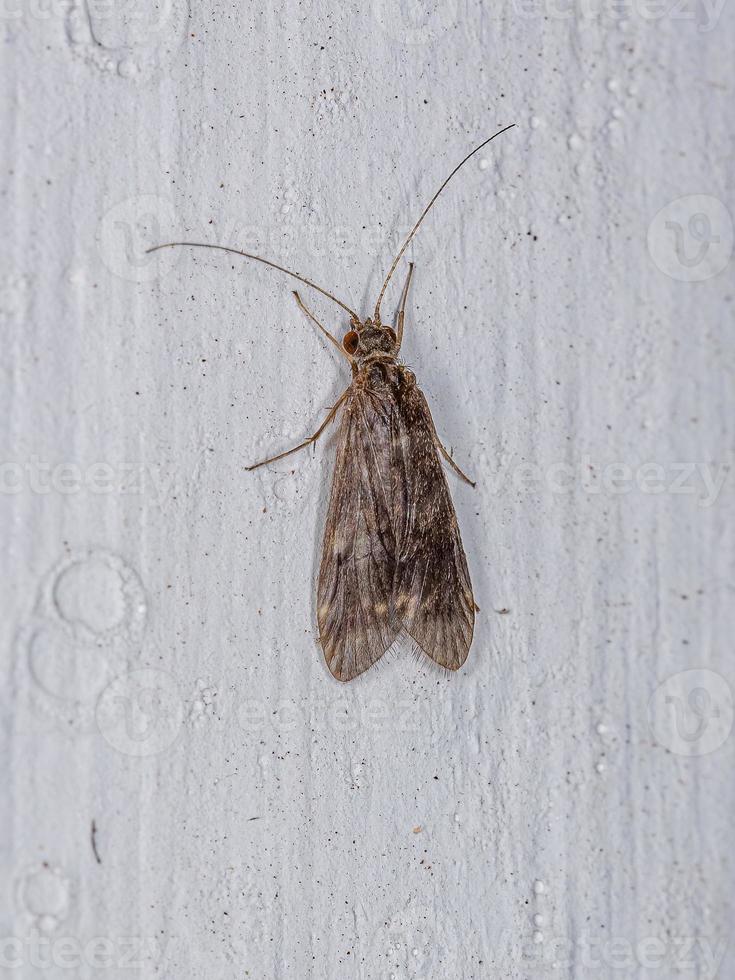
[434,436,476,488]
[395,262,415,351]
[245,390,349,471]
[293,291,353,362]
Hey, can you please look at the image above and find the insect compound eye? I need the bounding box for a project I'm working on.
[343,331,359,355]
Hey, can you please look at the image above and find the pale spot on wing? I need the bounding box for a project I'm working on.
[375,601,388,614]
[318,603,330,620]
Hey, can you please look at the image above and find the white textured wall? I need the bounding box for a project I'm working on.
[2,1,734,977]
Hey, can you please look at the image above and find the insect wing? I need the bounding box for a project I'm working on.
[317,389,400,681]
[391,382,475,670]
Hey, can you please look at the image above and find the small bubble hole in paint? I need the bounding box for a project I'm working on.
[16,865,73,931]
[53,558,127,635]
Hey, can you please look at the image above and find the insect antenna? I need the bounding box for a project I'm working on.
[145,241,359,321]
[373,123,516,322]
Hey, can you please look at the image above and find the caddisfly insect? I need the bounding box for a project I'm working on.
[148,123,515,681]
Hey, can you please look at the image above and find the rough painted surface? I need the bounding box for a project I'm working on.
[2,2,734,977]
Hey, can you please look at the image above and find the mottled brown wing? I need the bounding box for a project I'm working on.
[317,386,401,681]
[390,379,475,670]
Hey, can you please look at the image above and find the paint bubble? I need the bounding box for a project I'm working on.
[49,550,146,645]
[28,626,110,704]
[16,866,73,928]
[118,58,139,78]
[54,559,127,635]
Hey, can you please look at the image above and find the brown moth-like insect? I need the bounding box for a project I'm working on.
[148,124,515,681]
